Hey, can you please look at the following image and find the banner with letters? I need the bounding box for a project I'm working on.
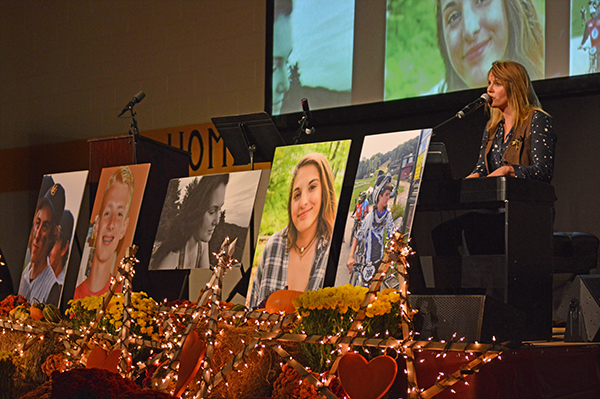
[141,123,270,176]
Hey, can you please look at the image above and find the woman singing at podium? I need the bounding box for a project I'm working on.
[432,60,556,257]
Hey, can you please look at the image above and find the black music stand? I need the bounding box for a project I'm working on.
[211,112,286,168]
[211,112,285,301]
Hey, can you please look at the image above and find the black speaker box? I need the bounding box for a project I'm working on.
[556,275,600,342]
[410,295,529,343]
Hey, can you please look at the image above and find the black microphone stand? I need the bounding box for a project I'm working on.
[433,94,491,133]
[121,106,140,164]
[432,113,459,131]
[238,122,256,170]
[294,112,310,144]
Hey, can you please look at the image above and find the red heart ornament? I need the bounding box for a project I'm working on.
[103,348,123,373]
[174,331,206,398]
[338,353,398,399]
[86,346,106,369]
[86,346,122,374]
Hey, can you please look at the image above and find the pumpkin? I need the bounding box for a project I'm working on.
[43,303,61,323]
[29,299,45,321]
[265,290,303,314]
[29,305,44,321]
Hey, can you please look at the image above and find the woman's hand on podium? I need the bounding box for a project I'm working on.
[487,165,515,178]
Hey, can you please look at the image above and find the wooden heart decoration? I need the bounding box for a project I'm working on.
[174,330,206,398]
[338,353,398,399]
[86,346,122,374]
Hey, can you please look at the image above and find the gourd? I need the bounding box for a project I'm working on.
[10,305,30,321]
[43,303,62,323]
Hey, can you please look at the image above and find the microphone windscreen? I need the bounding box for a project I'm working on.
[301,98,310,114]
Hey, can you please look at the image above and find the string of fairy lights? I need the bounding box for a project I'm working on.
[0,231,507,398]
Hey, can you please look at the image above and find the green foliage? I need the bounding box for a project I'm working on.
[351,175,377,206]
[573,0,592,35]
[390,201,405,221]
[385,0,443,100]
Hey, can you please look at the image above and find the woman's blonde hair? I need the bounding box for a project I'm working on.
[286,152,337,249]
[485,60,544,133]
[436,0,544,91]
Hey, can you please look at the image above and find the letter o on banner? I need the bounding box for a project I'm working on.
[188,129,204,171]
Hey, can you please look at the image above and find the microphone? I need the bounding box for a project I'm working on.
[301,98,315,135]
[456,93,491,119]
[118,91,146,117]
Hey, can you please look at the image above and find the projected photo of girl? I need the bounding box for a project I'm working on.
[384,0,544,99]
[247,142,350,309]
[435,0,544,92]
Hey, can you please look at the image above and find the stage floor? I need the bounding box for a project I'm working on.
[391,328,600,399]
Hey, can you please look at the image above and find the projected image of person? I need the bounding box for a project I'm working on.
[74,167,134,299]
[272,0,293,115]
[435,0,544,92]
[580,0,600,45]
[151,174,229,270]
[271,0,354,115]
[432,61,556,258]
[248,153,336,309]
[579,1,600,73]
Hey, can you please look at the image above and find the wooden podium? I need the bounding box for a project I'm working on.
[88,134,190,302]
